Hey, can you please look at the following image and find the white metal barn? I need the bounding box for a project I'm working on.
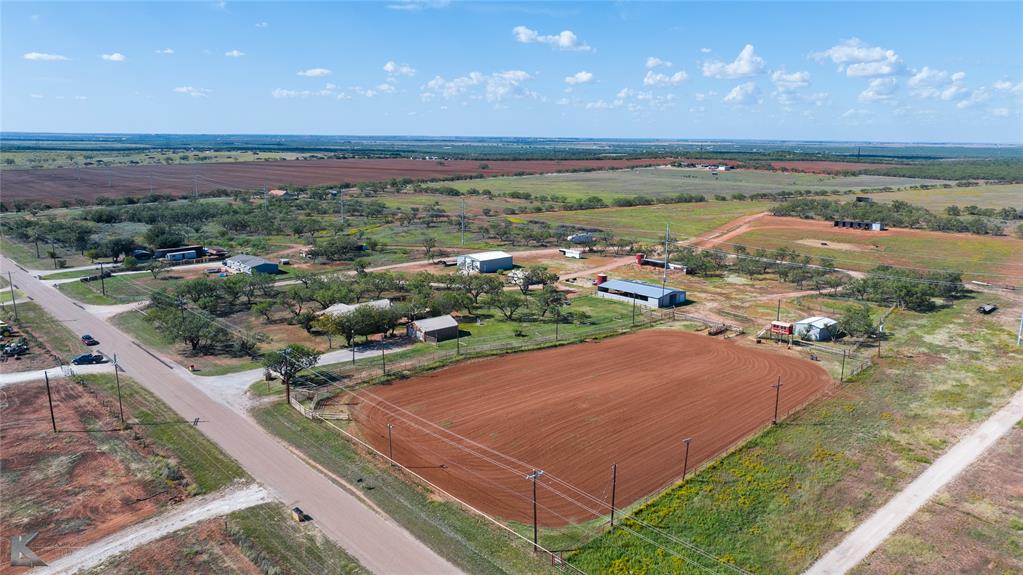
[457,251,513,273]
[319,298,391,317]
[793,316,839,341]
[595,279,686,309]
[225,254,279,275]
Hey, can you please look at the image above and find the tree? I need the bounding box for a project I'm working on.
[144,224,185,250]
[422,236,437,262]
[252,300,275,322]
[486,291,528,320]
[515,266,559,295]
[313,313,343,348]
[103,237,136,262]
[158,309,227,354]
[840,304,876,338]
[121,255,138,270]
[533,285,568,318]
[455,274,504,309]
[147,260,169,279]
[262,344,321,402]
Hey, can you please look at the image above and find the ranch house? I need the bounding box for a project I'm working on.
[407,315,459,343]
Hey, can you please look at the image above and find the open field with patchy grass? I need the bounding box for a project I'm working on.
[0,373,246,568]
[81,503,365,575]
[567,292,1023,574]
[1,237,91,269]
[853,425,1023,575]
[868,183,1023,211]
[528,201,772,242]
[717,216,1023,282]
[430,167,949,201]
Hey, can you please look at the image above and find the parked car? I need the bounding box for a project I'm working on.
[71,353,106,365]
[977,304,998,315]
[81,334,99,346]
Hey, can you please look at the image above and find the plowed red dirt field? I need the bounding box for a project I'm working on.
[0,157,668,205]
[349,329,832,526]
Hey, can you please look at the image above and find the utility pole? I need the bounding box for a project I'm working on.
[526,469,544,552]
[98,262,107,296]
[352,343,356,365]
[661,222,670,298]
[381,348,386,374]
[682,438,692,481]
[771,376,783,425]
[113,354,125,426]
[554,308,560,341]
[1017,307,1022,346]
[8,272,19,321]
[609,463,617,528]
[387,422,394,462]
[456,329,461,355]
[44,372,57,433]
[840,349,847,382]
[460,198,465,246]
[776,299,782,321]
[631,295,637,326]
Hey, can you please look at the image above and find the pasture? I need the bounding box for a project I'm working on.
[528,200,772,241]
[722,216,1023,282]
[429,167,950,201]
[868,183,1023,211]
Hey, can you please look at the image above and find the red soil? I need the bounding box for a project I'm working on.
[349,329,832,526]
[0,380,179,570]
[767,160,902,173]
[0,157,669,205]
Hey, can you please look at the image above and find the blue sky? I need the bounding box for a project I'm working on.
[3,1,1022,143]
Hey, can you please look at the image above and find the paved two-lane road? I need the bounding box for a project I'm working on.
[1,255,461,574]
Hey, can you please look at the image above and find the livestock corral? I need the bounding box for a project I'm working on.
[346,329,832,526]
[0,157,668,206]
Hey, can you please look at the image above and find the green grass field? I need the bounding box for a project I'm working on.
[0,237,91,269]
[3,301,90,361]
[868,183,1023,211]
[529,200,772,241]
[429,167,950,201]
[568,295,1023,574]
[729,225,1023,280]
[81,373,247,494]
[58,273,156,304]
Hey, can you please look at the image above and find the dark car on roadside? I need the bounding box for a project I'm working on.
[71,353,106,365]
[81,334,99,346]
[977,304,998,315]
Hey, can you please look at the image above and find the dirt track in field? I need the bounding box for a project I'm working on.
[0,158,669,205]
[348,329,832,526]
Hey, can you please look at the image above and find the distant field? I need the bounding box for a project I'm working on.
[430,167,951,200]
[723,216,1023,281]
[0,157,669,206]
[528,201,772,241]
[868,184,1022,210]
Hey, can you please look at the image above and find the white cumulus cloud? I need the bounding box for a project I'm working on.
[771,69,810,91]
[155,48,174,55]
[101,52,126,62]
[255,21,269,28]
[646,56,672,69]
[993,80,1023,94]
[421,70,534,103]
[723,81,760,105]
[512,26,591,52]
[908,67,966,100]
[173,86,211,97]
[383,61,416,77]
[224,49,245,57]
[297,68,332,77]
[565,70,594,85]
[813,38,904,77]
[643,70,687,86]
[24,52,69,61]
[858,77,898,103]
[703,44,765,79]
[387,0,450,11]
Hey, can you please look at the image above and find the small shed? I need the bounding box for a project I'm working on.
[793,316,839,341]
[225,254,279,275]
[457,251,513,273]
[595,279,686,309]
[559,248,583,259]
[407,315,459,343]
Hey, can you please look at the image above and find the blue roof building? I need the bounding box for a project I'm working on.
[595,279,686,309]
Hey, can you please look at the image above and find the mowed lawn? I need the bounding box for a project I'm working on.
[430,167,949,201]
[529,201,772,241]
[868,183,1023,211]
[729,218,1023,280]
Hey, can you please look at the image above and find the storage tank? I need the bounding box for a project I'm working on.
[596,273,608,285]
